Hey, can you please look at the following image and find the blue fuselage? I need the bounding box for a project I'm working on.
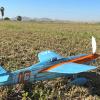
[0,54,90,86]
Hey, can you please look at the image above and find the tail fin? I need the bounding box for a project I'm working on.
[92,36,96,54]
[0,65,7,74]
[0,66,9,83]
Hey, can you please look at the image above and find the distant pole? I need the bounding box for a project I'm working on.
[0,7,5,20]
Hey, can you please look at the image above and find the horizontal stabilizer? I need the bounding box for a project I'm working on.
[0,75,9,82]
[48,63,96,74]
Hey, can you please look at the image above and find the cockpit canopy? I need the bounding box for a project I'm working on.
[38,50,63,62]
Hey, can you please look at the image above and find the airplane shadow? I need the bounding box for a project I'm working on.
[5,71,100,100]
[77,72,100,96]
[22,72,100,97]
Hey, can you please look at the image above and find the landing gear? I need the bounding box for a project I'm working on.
[70,77,89,86]
[67,74,89,86]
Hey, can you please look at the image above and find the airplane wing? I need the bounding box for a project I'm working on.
[38,50,63,62]
[47,63,96,74]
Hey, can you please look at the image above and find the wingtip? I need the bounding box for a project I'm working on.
[88,65,97,73]
[91,66,97,70]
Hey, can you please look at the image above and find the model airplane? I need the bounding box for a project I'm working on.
[0,36,99,86]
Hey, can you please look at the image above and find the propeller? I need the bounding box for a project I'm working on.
[92,36,96,54]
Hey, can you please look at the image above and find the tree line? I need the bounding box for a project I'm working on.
[0,7,22,21]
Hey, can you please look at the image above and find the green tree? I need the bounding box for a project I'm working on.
[4,17,10,20]
[17,16,22,21]
[0,7,5,20]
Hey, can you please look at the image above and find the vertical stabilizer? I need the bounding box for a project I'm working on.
[0,66,7,74]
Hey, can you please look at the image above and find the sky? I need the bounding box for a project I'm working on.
[0,0,100,22]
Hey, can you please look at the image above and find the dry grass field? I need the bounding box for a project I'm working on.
[0,21,100,100]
